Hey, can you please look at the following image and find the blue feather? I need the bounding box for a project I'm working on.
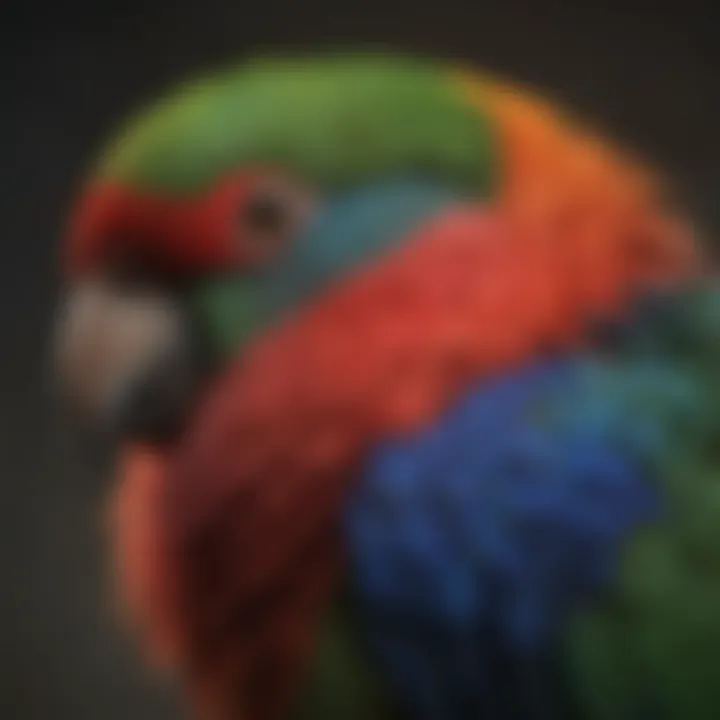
[344,359,661,718]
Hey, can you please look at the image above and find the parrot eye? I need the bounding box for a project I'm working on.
[244,192,288,234]
[237,176,313,264]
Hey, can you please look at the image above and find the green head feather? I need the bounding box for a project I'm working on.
[97,53,495,194]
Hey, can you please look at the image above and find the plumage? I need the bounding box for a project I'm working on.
[347,358,660,719]
[97,55,495,193]
[344,284,720,720]
[55,52,715,720]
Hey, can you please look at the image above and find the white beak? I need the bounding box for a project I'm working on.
[54,278,199,441]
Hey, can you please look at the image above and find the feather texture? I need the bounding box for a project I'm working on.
[95,54,704,720]
[98,55,495,193]
[347,284,720,719]
[346,359,660,719]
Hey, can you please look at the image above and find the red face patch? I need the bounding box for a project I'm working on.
[66,171,290,280]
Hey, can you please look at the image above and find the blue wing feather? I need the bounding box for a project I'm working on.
[344,359,661,719]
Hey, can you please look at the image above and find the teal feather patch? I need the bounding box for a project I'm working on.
[191,180,460,355]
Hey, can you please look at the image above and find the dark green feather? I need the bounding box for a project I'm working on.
[291,595,394,720]
[567,285,720,720]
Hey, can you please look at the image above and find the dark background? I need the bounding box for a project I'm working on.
[2,1,718,717]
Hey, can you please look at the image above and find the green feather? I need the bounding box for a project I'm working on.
[291,594,393,720]
[566,285,720,719]
[97,53,495,194]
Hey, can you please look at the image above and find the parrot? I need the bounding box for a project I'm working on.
[53,52,720,720]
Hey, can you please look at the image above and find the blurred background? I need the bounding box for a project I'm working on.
[2,0,718,717]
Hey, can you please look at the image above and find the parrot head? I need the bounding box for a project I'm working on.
[54,54,499,446]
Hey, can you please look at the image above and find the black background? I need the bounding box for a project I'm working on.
[3,1,719,717]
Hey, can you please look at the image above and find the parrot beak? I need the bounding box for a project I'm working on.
[54,278,211,446]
